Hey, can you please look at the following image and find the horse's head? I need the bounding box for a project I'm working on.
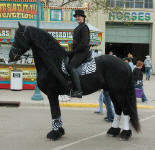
[9,22,31,62]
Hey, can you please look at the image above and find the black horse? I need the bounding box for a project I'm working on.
[9,22,140,141]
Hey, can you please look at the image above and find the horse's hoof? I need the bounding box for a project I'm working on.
[107,127,121,137]
[47,128,65,140]
[59,127,65,136]
[120,130,132,141]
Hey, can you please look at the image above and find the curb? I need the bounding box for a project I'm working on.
[1,101,155,109]
[60,103,155,109]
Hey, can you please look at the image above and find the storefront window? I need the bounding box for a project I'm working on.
[71,10,76,21]
[0,44,11,64]
[0,44,33,65]
[50,9,63,21]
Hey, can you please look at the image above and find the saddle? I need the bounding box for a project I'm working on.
[62,51,96,76]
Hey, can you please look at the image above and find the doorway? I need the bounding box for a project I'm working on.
[105,42,149,63]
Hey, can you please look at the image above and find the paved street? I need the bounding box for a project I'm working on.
[0,107,155,150]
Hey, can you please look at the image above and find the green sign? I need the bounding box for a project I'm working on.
[109,12,151,21]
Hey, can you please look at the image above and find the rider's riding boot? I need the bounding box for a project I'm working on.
[70,68,83,98]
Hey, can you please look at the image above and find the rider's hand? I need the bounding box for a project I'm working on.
[67,51,74,56]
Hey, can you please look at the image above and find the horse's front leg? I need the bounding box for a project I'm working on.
[46,92,65,140]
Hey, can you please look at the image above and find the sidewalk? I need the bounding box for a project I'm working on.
[0,74,155,108]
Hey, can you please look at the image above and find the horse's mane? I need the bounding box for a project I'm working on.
[22,25,69,90]
[26,26,67,67]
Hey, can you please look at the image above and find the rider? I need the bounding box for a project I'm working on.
[67,9,90,98]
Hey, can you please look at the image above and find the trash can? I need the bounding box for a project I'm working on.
[10,70,23,90]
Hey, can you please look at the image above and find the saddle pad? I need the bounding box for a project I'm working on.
[61,58,96,76]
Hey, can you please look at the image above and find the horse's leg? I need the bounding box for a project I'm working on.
[46,92,65,140]
[106,95,122,137]
[119,96,132,141]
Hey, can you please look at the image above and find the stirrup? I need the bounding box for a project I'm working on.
[70,90,83,98]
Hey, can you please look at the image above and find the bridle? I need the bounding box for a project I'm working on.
[11,45,24,60]
[11,26,29,60]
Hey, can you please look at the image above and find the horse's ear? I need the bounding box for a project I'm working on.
[18,22,24,31]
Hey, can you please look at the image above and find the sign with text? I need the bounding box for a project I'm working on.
[90,32,101,42]
[0,1,37,20]
[108,12,151,22]
[0,69,10,81]
[48,31,102,42]
[0,29,11,39]
[48,31,72,40]
[22,70,36,81]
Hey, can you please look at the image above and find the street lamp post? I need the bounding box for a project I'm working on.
[31,0,43,101]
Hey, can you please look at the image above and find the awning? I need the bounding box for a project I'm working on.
[0,20,103,32]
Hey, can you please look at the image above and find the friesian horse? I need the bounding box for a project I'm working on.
[9,22,140,141]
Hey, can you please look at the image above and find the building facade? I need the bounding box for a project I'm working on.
[88,0,155,73]
[0,0,102,89]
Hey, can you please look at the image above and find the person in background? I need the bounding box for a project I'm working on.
[109,51,113,56]
[133,61,148,103]
[128,52,137,65]
[144,55,152,80]
[123,57,135,72]
[94,90,114,122]
[94,51,115,122]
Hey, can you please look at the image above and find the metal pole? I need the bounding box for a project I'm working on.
[36,0,40,28]
[32,0,43,101]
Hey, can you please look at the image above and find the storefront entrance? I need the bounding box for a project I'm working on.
[105,23,152,62]
[105,42,149,63]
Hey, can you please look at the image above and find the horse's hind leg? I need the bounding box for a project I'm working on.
[119,96,132,141]
[46,92,65,140]
[106,95,122,137]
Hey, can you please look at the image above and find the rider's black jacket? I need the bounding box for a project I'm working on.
[69,22,90,68]
[72,22,90,53]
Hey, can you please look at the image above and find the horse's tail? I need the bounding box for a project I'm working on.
[127,72,141,132]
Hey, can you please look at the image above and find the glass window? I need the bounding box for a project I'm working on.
[107,0,115,7]
[135,0,144,8]
[50,9,63,21]
[116,0,125,7]
[107,0,153,9]
[145,0,153,8]
[71,10,76,21]
[125,0,134,8]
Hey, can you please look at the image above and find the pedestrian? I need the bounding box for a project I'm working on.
[109,51,113,56]
[144,55,152,80]
[133,60,148,102]
[123,57,135,72]
[128,52,137,65]
[94,90,114,122]
[67,9,90,98]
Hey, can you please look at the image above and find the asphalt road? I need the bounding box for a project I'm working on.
[0,106,155,150]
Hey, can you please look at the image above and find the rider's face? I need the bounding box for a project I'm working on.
[75,15,85,24]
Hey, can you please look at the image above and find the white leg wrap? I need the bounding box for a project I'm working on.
[123,115,130,130]
[112,114,121,128]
